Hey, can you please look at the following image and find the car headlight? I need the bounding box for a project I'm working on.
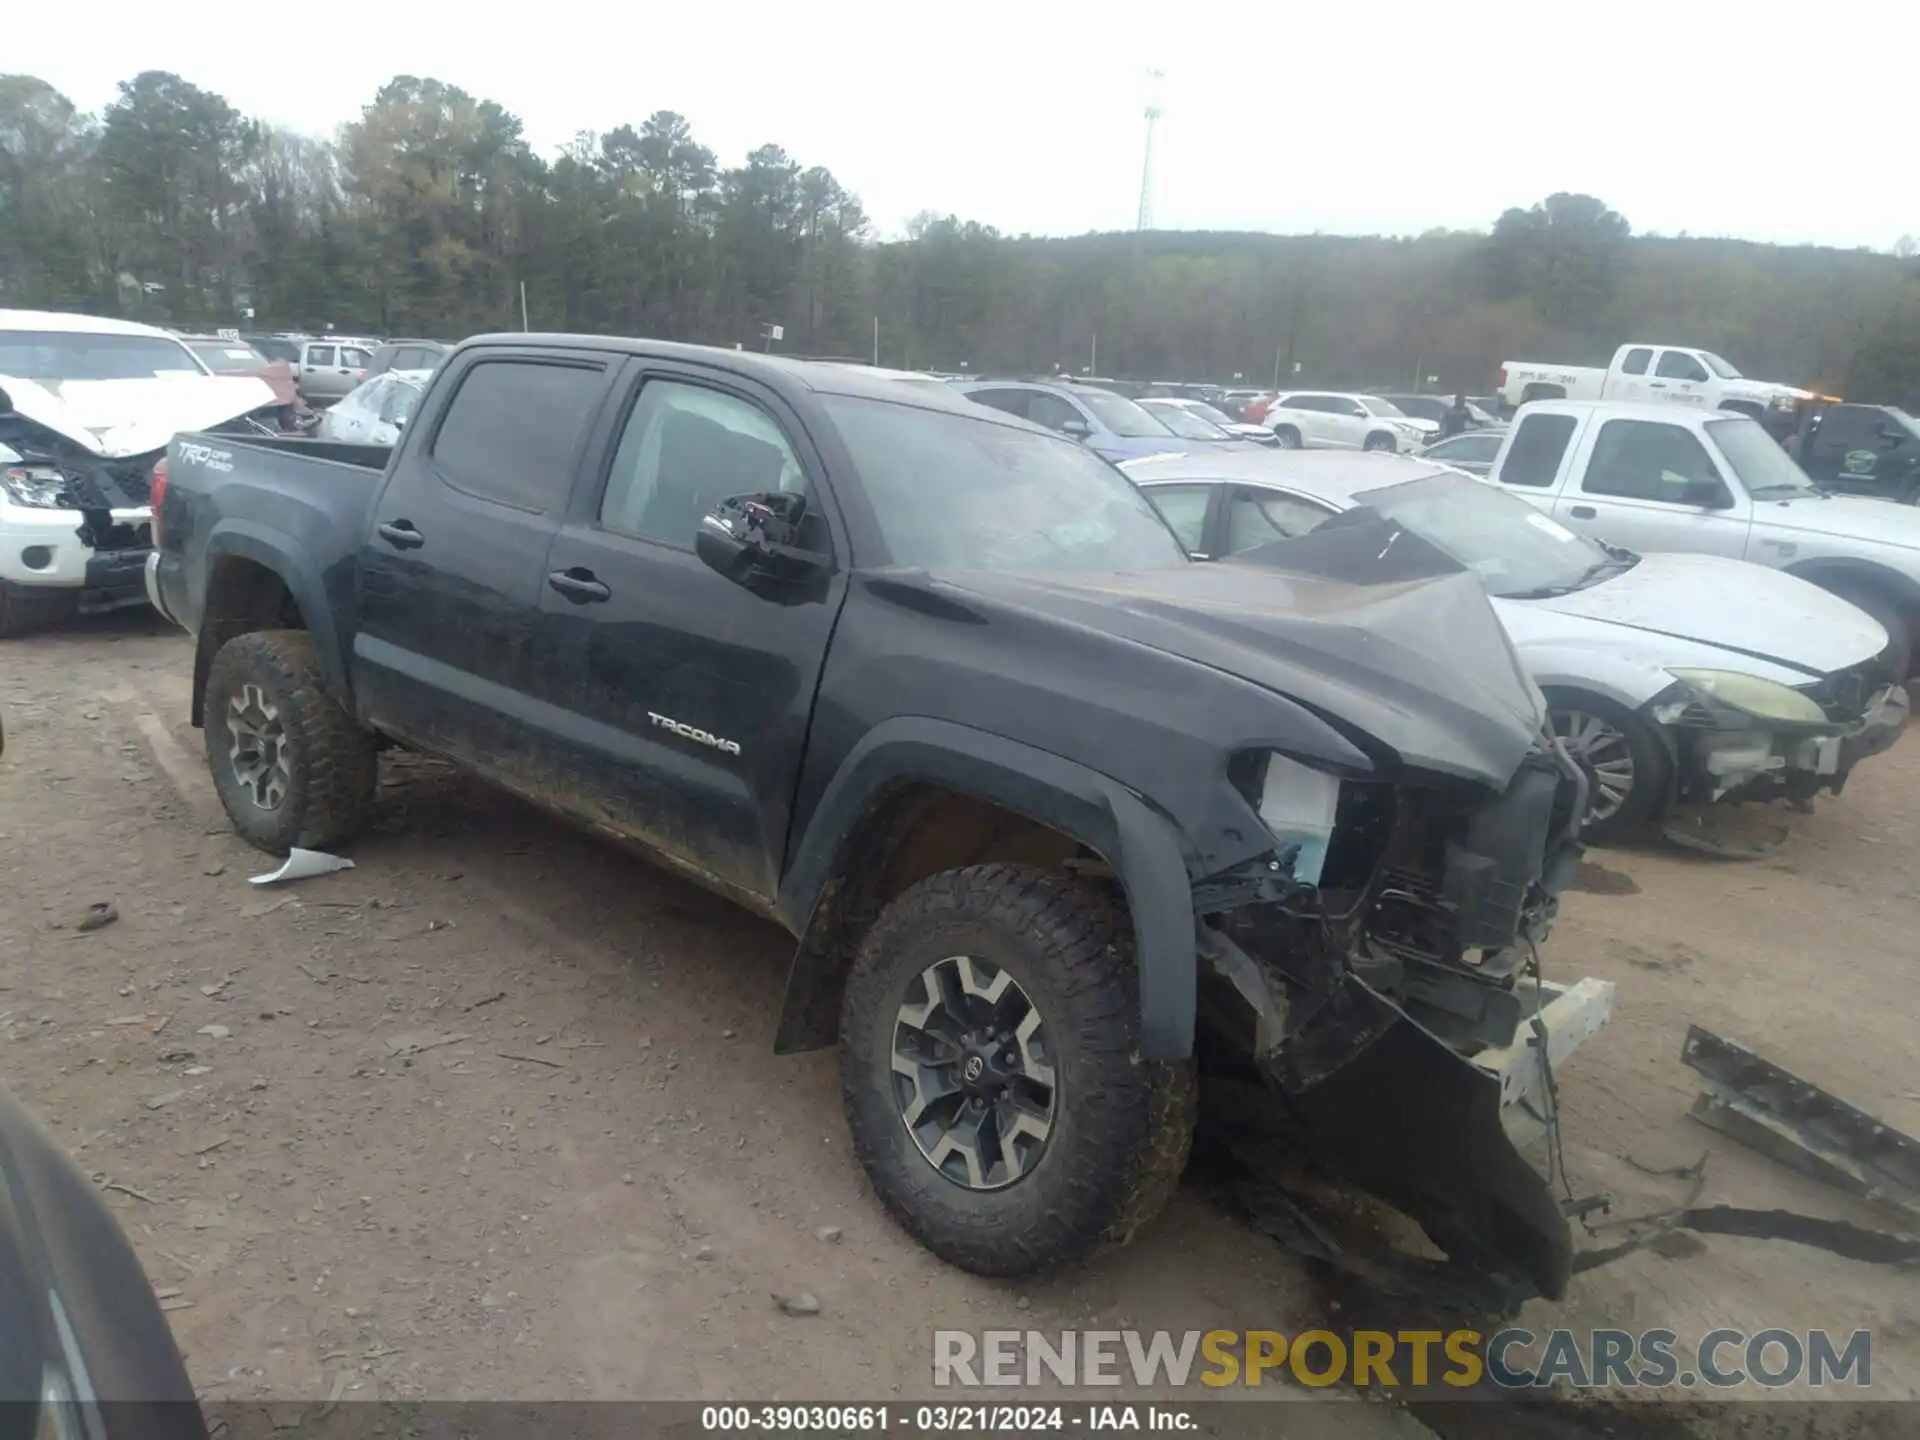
[1,466,74,510]
[1668,668,1828,725]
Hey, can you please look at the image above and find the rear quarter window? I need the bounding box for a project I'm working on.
[1498,413,1578,487]
[429,359,607,512]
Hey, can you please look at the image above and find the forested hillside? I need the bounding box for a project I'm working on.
[5,70,1918,402]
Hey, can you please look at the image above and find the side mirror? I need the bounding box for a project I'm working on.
[1680,477,1732,509]
[695,492,828,591]
[391,415,407,431]
[1059,418,1093,441]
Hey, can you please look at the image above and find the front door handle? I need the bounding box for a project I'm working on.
[376,520,425,549]
[548,567,610,603]
[1569,505,1597,519]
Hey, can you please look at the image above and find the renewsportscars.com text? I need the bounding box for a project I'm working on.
[932,1328,1873,1390]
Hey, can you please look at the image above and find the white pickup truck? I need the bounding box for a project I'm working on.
[1485,399,1920,676]
[1496,344,1811,425]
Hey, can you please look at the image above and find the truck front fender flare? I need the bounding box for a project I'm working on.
[1779,556,1920,615]
[191,522,349,725]
[773,717,1197,1062]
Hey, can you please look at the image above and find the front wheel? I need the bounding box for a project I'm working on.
[203,629,378,852]
[839,864,1195,1278]
[1826,584,1913,680]
[1271,425,1301,449]
[1544,689,1671,844]
[1362,432,1397,453]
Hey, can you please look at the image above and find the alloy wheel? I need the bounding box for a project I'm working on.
[891,954,1058,1190]
[226,683,292,811]
[1550,707,1635,822]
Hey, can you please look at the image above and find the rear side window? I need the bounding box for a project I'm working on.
[1620,347,1653,376]
[430,360,606,512]
[306,345,336,366]
[1498,413,1577,487]
[966,388,1030,419]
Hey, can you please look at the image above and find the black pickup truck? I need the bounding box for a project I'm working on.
[150,335,1610,1302]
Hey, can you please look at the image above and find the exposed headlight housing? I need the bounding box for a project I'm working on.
[1667,667,1830,726]
[1,466,74,510]
[1251,752,1342,885]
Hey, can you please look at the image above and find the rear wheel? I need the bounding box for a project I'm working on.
[839,864,1195,1277]
[1271,425,1301,449]
[203,629,378,852]
[1544,688,1671,843]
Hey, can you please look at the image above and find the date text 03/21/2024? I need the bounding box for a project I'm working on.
[700,1405,1195,1432]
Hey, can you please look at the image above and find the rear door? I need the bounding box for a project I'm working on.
[298,343,336,400]
[521,363,847,906]
[1552,415,1750,557]
[352,348,616,773]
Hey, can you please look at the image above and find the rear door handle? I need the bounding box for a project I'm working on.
[548,567,610,603]
[1569,505,1597,519]
[376,520,425,549]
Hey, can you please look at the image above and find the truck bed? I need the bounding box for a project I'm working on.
[152,432,396,642]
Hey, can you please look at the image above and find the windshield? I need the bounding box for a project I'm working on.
[1188,401,1237,427]
[1699,352,1743,379]
[1352,471,1616,598]
[1140,401,1228,440]
[1887,407,1920,439]
[1358,395,1407,418]
[1076,388,1174,438]
[823,395,1189,572]
[188,341,266,373]
[1707,416,1819,498]
[0,330,204,384]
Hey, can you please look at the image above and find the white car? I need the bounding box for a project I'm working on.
[1263,391,1437,453]
[1,309,275,637]
[1124,449,1908,843]
[317,370,433,446]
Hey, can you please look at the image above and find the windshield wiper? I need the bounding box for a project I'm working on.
[1500,555,1629,600]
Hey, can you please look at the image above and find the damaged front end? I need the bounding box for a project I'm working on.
[1190,517,1613,1304]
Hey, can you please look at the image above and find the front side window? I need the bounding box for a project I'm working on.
[823,396,1186,573]
[1024,392,1086,434]
[1584,420,1725,502]
[342,347,372,369]
[600,380,808,548]
[1654,350,1710,383]
[430,359,606,513]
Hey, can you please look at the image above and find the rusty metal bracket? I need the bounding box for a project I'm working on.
[1680,1024,1920,1224]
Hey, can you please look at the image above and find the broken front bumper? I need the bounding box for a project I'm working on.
[1675,681,1909,802]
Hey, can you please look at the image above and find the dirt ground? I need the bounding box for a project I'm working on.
[1,613,1913,1429]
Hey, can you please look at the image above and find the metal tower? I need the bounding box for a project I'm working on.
[1136,69,1164,232]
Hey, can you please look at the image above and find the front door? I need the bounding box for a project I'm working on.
[353,349,616,772]
[1550,416,1750,558]
[1646,349,1712,411]
[523,365,847,907]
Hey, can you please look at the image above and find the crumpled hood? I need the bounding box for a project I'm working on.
[1752,492,1920,549]
[940,556,1547,787]
[0,372,274,459]
[1513,552,1888,676]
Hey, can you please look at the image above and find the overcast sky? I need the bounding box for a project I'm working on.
[10,4,1908,250]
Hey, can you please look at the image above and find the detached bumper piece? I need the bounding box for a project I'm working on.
[1681,1024,1919,1225]
[80,543,154,614]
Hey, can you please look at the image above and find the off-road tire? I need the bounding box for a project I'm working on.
[1271,425,1302,449]
[1544,687,1671,845]
[0,586,78,639]
[203,629,378,853]
[839,864,1195,1277]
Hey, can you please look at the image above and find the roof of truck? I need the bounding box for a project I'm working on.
[461,332,990,414]
[0,309,186,339]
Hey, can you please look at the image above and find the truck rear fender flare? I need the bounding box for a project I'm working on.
[773,718,1197,1062]
[191,523,349,726]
